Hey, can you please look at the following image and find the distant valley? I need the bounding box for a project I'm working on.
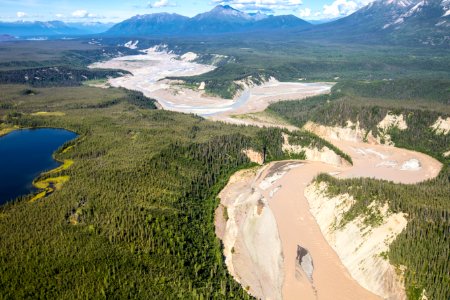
[0,0,449,299]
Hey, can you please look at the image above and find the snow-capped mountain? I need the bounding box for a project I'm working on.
[184,5,257,34]
[303,0,450,46]
[1,2,447,46]
[106,5,310,36]
[375,0,450,29]
[192,5,256,22]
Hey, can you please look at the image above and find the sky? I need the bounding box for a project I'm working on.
[0,0,376,23]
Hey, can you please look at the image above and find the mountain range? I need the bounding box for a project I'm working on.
[302,0,450,45]
[0,0,448,46]
[106,5,311,36]
[106,1,449,46]
[0,21,114,37]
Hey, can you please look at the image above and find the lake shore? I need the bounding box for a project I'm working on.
[0,125,20,137]
[0,128,77,204]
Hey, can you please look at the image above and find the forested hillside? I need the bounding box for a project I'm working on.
[163,39,450,99]
[0,41,138,88]
[0,84,338,298]
[0,35,449,300]
[0,66,126,87]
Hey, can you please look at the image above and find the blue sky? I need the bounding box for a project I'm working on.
[0,0,375,22]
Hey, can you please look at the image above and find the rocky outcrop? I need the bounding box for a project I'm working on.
[377,113,408,145]
[304,182,407,300]
[242,148,264,165]
[304,120,378,144]
[378,113,408,132]
[282,133,347,166]
[431,116,450,135]
[234,76,275,91]
[304,113,409,147]
[296,246,314,283]
[217,168,284,300]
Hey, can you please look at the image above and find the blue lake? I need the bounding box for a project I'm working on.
[0,128,77,205]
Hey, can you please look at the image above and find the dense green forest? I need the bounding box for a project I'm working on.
[0,84,342,298]
[0,40,139,87]
[2,38,449,99]
[268,80,450,300]
[0,66,126,87]
[0,84,253,298]
[268,80,450,161]
[158,38,450,98]
[0,38,449,299]
[0,41,138,70]
[335,79,450,104]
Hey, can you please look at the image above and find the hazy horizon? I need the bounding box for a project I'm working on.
[0,0,375,23]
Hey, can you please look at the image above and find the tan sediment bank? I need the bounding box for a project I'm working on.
[305,182,408,300]
[217,139,441,299]
[216,123,441,299]
[216,161,380,300]
[304,121,442,183]
[216,166,284,300]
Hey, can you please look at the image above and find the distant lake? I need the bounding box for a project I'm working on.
[0,128,77,205]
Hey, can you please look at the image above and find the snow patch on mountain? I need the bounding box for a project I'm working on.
[442,0,450,11]
[383,0,425,29]
[195,5,253,21]
[382,0,415,8]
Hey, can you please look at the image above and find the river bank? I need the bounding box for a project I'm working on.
[216,139,441,299]
[90,47,333,117]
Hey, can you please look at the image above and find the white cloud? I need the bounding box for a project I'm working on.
[216,0,375,19]
[72,10,89,18]
[148,0,176,8]
[213,0,304,12]
[55,13,64,18]
[323,0,357,17]
[298,8,311,18]
[72,10,98,18]
[320,0,374,18]
[16,12,27,18]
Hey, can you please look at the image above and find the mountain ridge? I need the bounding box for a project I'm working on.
[298,0,450,46]
[0,20,114,37]
[0,1,448,46]
[105,5,311,36]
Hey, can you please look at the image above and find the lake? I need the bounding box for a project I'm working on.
[0,128,77,205]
